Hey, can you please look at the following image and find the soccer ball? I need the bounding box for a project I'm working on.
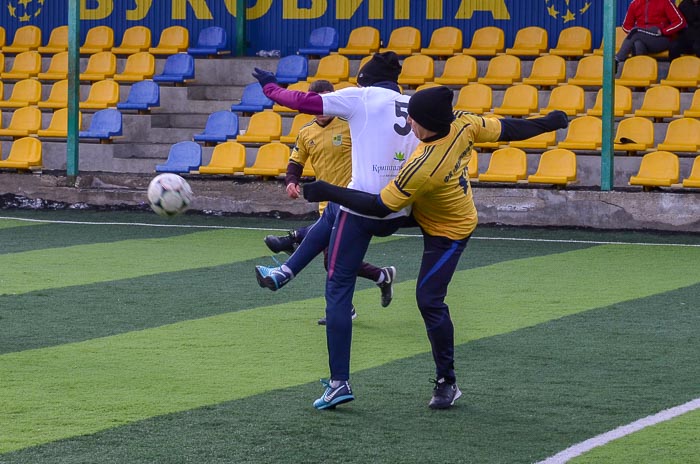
[147,173,193,217]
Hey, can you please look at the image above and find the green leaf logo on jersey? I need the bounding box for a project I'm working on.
[332,134,342,146]
[394,152,405,162]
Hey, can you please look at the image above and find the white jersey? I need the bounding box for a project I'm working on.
[321,87,419,219]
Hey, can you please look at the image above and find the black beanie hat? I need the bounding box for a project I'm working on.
[357,51,401,87]
[408,86,455,133]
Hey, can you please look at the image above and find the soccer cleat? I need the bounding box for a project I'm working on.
[263,230,298,255]
[318,306,357,325]
[254,265,292,291]
[428,378,462,409]
[313,379,354,410]
[377,266,396,308]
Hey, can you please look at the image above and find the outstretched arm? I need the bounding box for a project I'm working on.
[498,110,569,142]
[252,68,324,115]
[303,181,394,218]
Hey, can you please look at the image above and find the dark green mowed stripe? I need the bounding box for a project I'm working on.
[4,282,697,464]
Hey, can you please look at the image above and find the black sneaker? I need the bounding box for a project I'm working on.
[428,378,462,409]
[318,306,357,325]
[377,266,396,308]
[263,231,298,255]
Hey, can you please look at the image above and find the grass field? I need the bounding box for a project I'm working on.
[0,209,698,464]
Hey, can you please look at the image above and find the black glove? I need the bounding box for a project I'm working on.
[252,67,277,87]
[546,110,569,130]
[303,180,333,203]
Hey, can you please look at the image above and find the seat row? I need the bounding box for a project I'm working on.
[0,107,122,141]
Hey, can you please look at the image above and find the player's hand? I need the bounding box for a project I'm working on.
[303,180,332,202]
[252,67,277,87]
[286,183,301,199]
[547,110,569,130]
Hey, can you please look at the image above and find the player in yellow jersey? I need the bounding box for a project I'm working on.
[304,86,569,409]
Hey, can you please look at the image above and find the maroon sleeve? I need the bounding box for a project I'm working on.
[285,161,304,186]
[262,83,324,115]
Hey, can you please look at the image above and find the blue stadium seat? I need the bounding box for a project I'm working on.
[156,141,202,173]
[187,27,229,56]
[297,27,338,57]
[230,82,274,114]
[193,111,239,145]
[275,55,308,84]
[116,80,160,113]
[153,53,195,84]
[78,108,122,142]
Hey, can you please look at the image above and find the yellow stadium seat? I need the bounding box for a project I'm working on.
[467,149,478,178]
[113,52,155,82]
[38,79,68,109]
[463,27,505,56]
[593,27,625,56]
[493,84,538,116]
[279,113,315,144]
[478,147,527,182]
[616,55,658,87]
[2,26,41,53]
[540,84,585,117]
[337,26,380,56]
[613,117,655,154]
[1,50,41,80]
[683,89,700,118]
[149,26,189,55]
[273,81,310,113]
[477,54,521,86]
[0,106,42,137]
[79,80,120,109]
[588,85,633,117]
[454,83,492,113]
[681,156,700,188]
[659,56,700,89]
[527,149,577,185]
[37,51,68,81]
[37,108,82,138]
[199,141,247,175]
[243,142,290,177]
[398,54,434,88]
[307,54,349,84]
[348,55,372,84]
[0,137,42,170]
[415,82,441,92]
[568,55,603,87]
[509,129,557,150]
[433,55,477,86]
[80,26,115,54]
[558,116,602,150]
[112,26,152,55]
[629,151,679,188]
[0,27,5,49]
[0,52,4,73]
[301,159,316,177]
[521,54,566,87]
[79,51,117,81]
[657,118,700,152]
[505,27,548,57]
[38,26,68,54]
[420,27,463,57]
[379,26,421,56]
[237,111,282,143]
[549,27,592,57]
[0,78,42,108]
[634,85,680,120]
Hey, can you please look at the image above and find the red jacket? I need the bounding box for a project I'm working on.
[622,0,687,36]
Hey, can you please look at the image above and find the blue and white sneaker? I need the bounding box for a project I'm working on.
[254,265,292,291]
[313,379,354,410]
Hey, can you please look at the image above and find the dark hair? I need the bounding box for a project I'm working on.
[309,80,335,93]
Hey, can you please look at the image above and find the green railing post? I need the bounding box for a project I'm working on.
[66,0,80,181]
[236,0,246,56]
[601,0,617,191]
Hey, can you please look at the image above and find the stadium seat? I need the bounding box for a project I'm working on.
[236,111,282,143]
[505,26,548,57]
[112,26,152,55]
[420,26,463,57]
[199,141,247,175]
[1,50,41,80]
[243,142,290,177]
[462,27,504,56]
[616,55,657,88]
[539,84,585,117]
[657,118,700,152]
[0,52,4,73]
[193,110,239,145]
[37,108,81,138]
[397,54,434,88]
[149,26,189,55]
[79,80,120,110]
[337,26,380,56]
[275,55,308,84]
[593,26,625,56]
[683,89,700,118]
[0,106,41,137]
[38,26,68,54]
[156,141,202,173]
[588,85,633,117]
[301,162,316,178]
[549,26,592,58]
[38,79,68,109]
[658,56,700,89]
[478,147,527,182]
[558,116,603,150]
[521,54,566,87]
[509,128,557,150]
[231,82,274,114]
[568,55,603,87]
[79,51,117,82]
[433,55,477,86]
[117,80,160,113]
[37,51,68,81]
[379,26,421,55]
[0,137,42,170]
[629,151,680,188]
[152,53,195,84]
[272,81,310,113]
[297,26,339,57]
[613,117,655,154]
[79,108,123,142]
[467,149,478,179]
[454,83,492,113]
[527,149,577,185]
[80,26,114,54]
[634,85,680,120]
[113,52,155,82]
[279,113,315,144]
[306,54,349,84]
[493,84,538,116]
[0,78,42,108]
[187,26,229,56]
[2,26,41,53]
[348,55,372,84]
[0,27,5,49]
[477,54,521,86]
[681,156,700,188]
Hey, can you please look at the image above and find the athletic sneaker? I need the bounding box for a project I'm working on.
[428,378,462,409]
[263,230,298,255]
[254,265,292,291]
[377,266,396,308]
[313,379,354,410]
[317,306,357,325]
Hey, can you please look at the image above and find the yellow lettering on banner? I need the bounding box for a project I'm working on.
[173,0,213,19]
[223,0,273,20]
[337,0,383,20]
[456,0,510,20]
[126,0,151,21]
[283,0,326,19]
[427,0,443,20]
[80,0,113,20]
[394,0,410,20]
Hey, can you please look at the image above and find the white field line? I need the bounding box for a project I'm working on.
[1,215,700,248]
[536,397,700,464]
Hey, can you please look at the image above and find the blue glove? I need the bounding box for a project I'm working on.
[252,67,277,87]
[547,110,569,130]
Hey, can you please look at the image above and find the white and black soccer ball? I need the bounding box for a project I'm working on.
[147,173,193,217]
